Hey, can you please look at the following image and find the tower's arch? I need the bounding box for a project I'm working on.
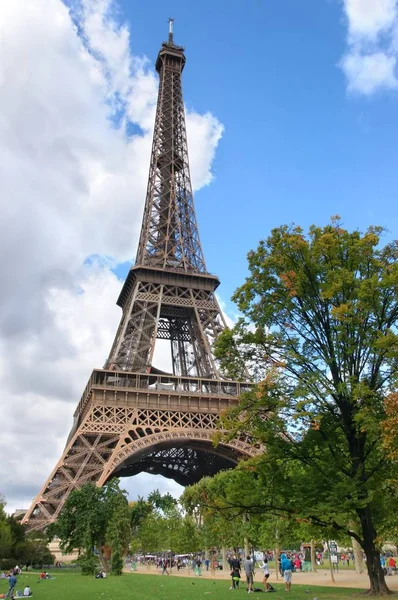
[100,429,258,487]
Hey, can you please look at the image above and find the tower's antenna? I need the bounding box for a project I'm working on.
[168,17,174,44]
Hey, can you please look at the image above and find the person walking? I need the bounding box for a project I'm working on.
[243,555,254,593]
[5,573,17,599]
[262,558,270,591]
[229,555,241,590]
[281,554,293,592]
[160,559,169,575]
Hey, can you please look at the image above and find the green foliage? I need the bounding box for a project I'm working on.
[48,480,131,574]
[130,497,153,534]
[147,489,176,513]
[129,491,203,555]
[212,220,398,594]
[105,487,131,575]
[78,551,98,575]
[111,549,124,575]
[0,498,54,568]
[0,520,13,559]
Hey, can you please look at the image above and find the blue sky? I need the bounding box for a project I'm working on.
[114,0,398,309]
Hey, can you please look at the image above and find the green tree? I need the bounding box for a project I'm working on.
[129,493,202,557]
[147,490,177,512]
[130,498,153,533]
[105,488,131,575]
[0,498,13,562]
[24,532,55,567]
[214,220,398,595]
[0,499,55,568]
[182,471,259,552]
[48,480,131,575]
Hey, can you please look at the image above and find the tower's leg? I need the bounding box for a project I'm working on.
[22,426,121,531]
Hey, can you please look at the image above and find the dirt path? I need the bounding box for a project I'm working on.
[127,564,398,590]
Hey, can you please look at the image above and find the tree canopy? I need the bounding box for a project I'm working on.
[47,480,131,575]
[0,497,55,569]
[212,219,398,594]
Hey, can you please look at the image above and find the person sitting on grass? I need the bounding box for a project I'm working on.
[23,586,32,597]
[95,571,106,579]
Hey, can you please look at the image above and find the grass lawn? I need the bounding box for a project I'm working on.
[0,571,363,600]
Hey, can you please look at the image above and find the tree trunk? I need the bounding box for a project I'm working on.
[311,539,317,573]
[349,519,365,574]
[98,547,109,572]
[358,507,391,595]
[222,546,228,572]
[274,546,279,581]
[326,540,335,584]
[352,536,364,574]
[274,524,279,581]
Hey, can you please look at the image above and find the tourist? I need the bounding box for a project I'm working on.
[243,555,254,594]
[230,555,241,590]
[388,556,396,576]
[262,558,270,591]
[161,559,169,575]
[195,558,202,576]
[293,557,302,572]
[23,585,32,596]
[5,572,17,599]
[281,554,293,592]
[205,558,210,571]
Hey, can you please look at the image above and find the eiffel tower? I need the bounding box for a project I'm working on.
[22,21,255,531]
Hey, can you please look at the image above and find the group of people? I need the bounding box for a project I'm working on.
[228,552,296,593]
[228,554,275,593]
[1,572,32,599]
[381,555,397,575]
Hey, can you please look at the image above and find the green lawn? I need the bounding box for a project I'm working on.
[0,571,363,600]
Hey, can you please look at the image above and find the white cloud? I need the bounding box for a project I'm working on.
[0,0,223,512]
[344,0,397,40]
[341,51,398,94]
[339,0,398,94]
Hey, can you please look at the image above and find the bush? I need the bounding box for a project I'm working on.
[78,552,99,576]
[0,558,16,570]
[111,550,123,576]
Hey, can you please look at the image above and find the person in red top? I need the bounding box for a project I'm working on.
[294,557,302,572]
[388,557,396,576]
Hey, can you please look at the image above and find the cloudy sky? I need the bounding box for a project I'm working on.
[1,0,397,512]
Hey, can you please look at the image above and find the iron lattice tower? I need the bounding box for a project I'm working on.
[22,22,256,531]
